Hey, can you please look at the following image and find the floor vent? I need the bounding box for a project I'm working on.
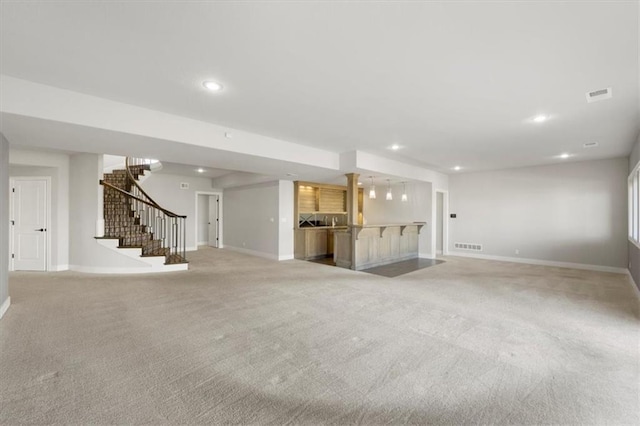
[586,87,612,103]
[454,242,483,251]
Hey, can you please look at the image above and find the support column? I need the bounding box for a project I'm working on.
[345,173,360,226]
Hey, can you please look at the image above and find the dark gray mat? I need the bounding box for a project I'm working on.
[361,258,445,277]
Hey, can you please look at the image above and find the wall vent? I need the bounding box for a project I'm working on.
[586,87,612,103]
[454,242,483,251]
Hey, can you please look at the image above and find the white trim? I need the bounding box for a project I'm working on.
[69,264,188,274]
[0,297,10,320]
[628,237,640,251]
[628,270,640,299]
[9,176,52,272]
[419,254,436,260]
[197,240,208,246]
[194,191,223,249]
[53,264,69,271]
[279,254,294,261]
[223,245,279,260]
[448,251,628,274]
[94,238,191,271]
[186,246,198,252]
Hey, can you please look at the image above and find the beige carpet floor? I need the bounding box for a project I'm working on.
[1,248,638,424]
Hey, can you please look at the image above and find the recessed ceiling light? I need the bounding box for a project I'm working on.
[533,115,548,123]
[203,81,223,92]
[453,166,461,171]
[196,168,205,173]
[391,144,400,150]
[559,153,570,159]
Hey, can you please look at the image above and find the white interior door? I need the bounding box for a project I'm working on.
[208,195,219,248]
[11,178,48,271]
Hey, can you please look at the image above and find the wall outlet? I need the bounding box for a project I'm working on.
[242,242,246,247]
[515,249,520,255]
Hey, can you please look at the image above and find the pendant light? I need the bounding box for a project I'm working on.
[368,176,376,199]
[386,179,393,201]
[401,182,408,202]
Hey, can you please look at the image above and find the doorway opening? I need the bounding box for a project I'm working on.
[9,177,51,271]
[195,192,222,249]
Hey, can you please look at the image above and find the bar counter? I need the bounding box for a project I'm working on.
[334,223,426,270]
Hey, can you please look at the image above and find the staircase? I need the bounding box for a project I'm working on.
[99,158,188,268]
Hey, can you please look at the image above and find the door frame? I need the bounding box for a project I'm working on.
[194,191,223,249]
[9,176,52,272]
[431,189,449,257]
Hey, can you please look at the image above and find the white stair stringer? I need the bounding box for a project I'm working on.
[92,239,188,274]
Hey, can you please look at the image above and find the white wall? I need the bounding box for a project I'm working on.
[9,148,69,270]
[345,151,449,190]
[449,158,628,270]
[363,181,434,258]
[223,181,280,259]
[103,154,125,171]
[139,172,220,251]
[0,133,10,317]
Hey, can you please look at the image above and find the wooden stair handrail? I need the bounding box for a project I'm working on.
[100,180,186,218]
[124,157,163,209]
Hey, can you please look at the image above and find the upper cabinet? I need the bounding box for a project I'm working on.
[296,182,347,213]
[294,181,363,228]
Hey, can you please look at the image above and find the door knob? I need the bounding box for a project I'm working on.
[35,228,46,232]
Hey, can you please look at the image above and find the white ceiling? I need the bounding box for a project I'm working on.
[1,1,639,174]
[155,161,232,179]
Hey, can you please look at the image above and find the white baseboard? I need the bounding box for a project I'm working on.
[186,246,198,252]
[69,263,188,274]
[279,254,294,261]
[419,255,436,260]
[448,251,628,274]
[627,270,640,298]
[223,245,279,261]
[53,264,69,271]
[197,241,207,246]
[0,297,10,320]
